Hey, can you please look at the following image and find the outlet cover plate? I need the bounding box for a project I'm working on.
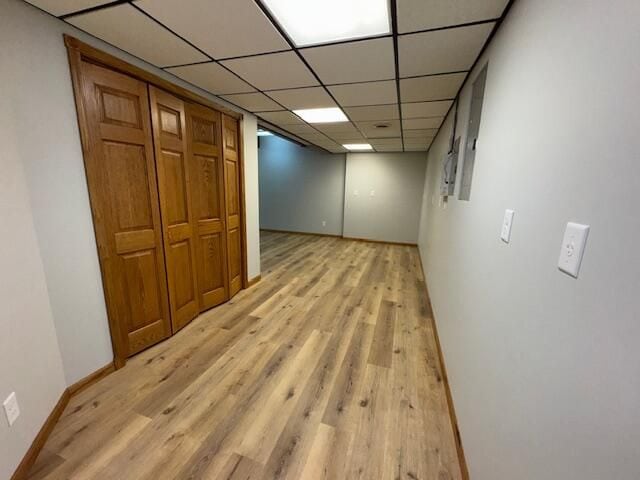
[558,222,590,278]
[3,392,20,426]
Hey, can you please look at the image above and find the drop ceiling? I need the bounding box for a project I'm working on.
[25,0,511,153]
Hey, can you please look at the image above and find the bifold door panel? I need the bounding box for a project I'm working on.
[222,115,243,299]
[77,61,172,362]
[186,102,229,311]
[149,87,199,332]
[70,40,246,365]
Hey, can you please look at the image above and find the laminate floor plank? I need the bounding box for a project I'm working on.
[27,231,462,480]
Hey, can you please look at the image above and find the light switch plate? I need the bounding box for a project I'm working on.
[3,392,20,426]
[501,209,515,243]
[558,222,590,278]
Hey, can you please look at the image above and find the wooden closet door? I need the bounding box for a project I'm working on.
[186,103,229,311]
[149,87,199,332]
[222,114,243,298]
[76,61,171,363]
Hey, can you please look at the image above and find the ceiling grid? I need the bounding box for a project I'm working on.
[26,0,512,153]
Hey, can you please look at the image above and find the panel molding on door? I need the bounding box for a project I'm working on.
[75,60,172,364]
[222,115,243,298]
[186,102,230,312]
[149,86,199,332]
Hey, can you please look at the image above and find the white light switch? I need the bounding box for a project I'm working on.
[558,222,590,278]
[501,209,515,243]
[3,392,20,426]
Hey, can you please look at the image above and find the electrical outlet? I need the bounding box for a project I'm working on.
[558,222,590,278]
[3,392,20,426]
[322,220,326,227]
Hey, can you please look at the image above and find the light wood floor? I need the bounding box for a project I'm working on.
[28,231,462,480]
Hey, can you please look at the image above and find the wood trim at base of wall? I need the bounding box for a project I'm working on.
[261,229,417,246]
[260,228,342,239]
[10,361,115,480]
[67,362,115,396]
[247,275,261,287]
[341,236,417,247]
[417,250,470,480]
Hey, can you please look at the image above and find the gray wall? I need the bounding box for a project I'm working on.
[0,23,67,477]
[259,135,346,235]
[418,0,640,478]
[1,1,260,475]
[344,152,427,244]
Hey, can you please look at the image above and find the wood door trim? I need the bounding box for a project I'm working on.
[238,117,249,288]
[66,47,129,369]
[64,35,242,121]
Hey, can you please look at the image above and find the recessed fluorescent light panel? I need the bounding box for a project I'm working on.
[257,129,273,136]
[262,0,391,47]
[293,107,348,123]
[343,143,373,151]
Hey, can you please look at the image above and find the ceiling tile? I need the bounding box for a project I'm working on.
[68,4,208,67]
[328,133,367,142]
[220,92,282,112]
[328,80,397,107]
[404,137,433,145]
[404,145,429,151]
[257,111,306,125]
[400,73,466,102]
[370,138,403,151]
[356,120,402,138]
[404,128,439,138]
[26,0,113,16]
[285,124,322,135]
[301,37,395,85]
[403,117,443,129]
[402,100,453,118]
[266,87,336,110]
[315,122,359,134]
[344,104,400,121]
[397,0,508,33]
[166,62,255,94]
[300,135,331,144]
[135,0,289,58]
[222,52,318,90]
[374,146,404,152]
[399,23,494,77]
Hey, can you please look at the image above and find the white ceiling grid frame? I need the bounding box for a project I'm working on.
[27,0,513,152]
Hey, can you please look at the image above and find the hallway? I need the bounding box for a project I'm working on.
[27,232,461,479]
